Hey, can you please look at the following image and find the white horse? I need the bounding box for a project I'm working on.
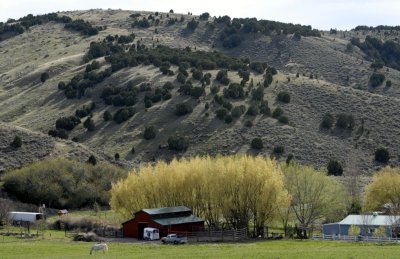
[90,243,108,255]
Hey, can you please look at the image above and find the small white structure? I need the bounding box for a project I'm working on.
[143,227,160,240]
[7,212,43,223]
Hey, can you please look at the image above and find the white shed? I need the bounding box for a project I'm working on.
[7,212,43,223]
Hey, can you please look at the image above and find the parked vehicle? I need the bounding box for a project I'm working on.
[161,234,187,244]
[143,227,160,240]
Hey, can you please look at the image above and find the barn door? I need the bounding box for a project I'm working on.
[137,223,148,240]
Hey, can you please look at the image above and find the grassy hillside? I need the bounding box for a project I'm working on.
[0,123,126,172]
[0,9,399,178]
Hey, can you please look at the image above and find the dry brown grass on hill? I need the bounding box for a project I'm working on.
[0,123,130,172]
[0,123,54,171]
[0,9,399,177]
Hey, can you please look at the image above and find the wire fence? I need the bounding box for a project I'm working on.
[312,234,400,243]
[174,228,248,242]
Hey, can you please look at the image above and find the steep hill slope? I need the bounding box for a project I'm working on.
[0,123,126,172]
[0,9,399,177]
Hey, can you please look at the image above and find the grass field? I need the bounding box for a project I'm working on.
[1,235,400,259]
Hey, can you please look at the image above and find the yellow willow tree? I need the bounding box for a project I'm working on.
[110,155,289,231]
[282,162,347,238]
[364,167,400,214]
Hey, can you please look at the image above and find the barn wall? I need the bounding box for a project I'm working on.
[122,219,135,238]
[122,212,156,238]
[123,212,168,238]
[122,210,205,238]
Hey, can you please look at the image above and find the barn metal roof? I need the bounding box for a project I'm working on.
[338,215,400,226]
[141,206,192,215]
[153,215,204,226]
[7,212,43,223]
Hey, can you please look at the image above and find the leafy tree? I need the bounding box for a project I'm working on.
[87,155,97,165]
[114,153,120,161]
[75,103,95,118]
[351,35,400,71]
[192,69,203,80]
[113,107,135,124]
[272,107,283,119]
[56,116,81,131]
[145,99,152,108]
[277,91,291,103]
[103,111,112,121]
[11,136,22,148]
[249,62,265,73]
[252,86,264,101]
[215,108,228,120]
[278,115,289,124]
[251,138,263,149]
[58,81,66,90]
[265,72,273,86]
[190,86,205,99]
[216,70,230,85]
[348,225,360,236]
[64,19,99,35]
[266,67,277,75]
[327,160,343,176]
[293,31,301,40]
[373,226,387,237]
[224,114,233,124]
[321,113,334,129]
[177,72,187,84]
[133,18,150,28]
[246,103,260,116]
[371,61,384,69]
[336,114,355,130]
[223,83,244,99]
[199,12,210,20]
[187,19,199,30]
[282,163,347,238]
[110,155,289,231]
[369,73,385,87]
[222,34,242,48]
[40,72,49,82]
[232,105,246,118]
[175,103,193,116]
[260,101,272,116]
[375,148,390,163]
[117,34,135,44]
[144,126,157,140]
[168,135,189,151]
[83,117,95,131]
[48,129,68,139]
[286,154,294,165]
[3,158,126,208]
[364,167,400,214]
[244,120,253,127]
[273,145,284,154]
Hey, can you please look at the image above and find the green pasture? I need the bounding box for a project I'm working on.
[1,234,400,259]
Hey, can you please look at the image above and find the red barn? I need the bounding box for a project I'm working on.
[122,206,204,238]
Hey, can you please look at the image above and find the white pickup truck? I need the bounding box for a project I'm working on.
[161,234,188,244]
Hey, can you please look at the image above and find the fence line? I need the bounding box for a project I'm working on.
[64,228,123,238]
[173,228,248,242]
[94,228,123,238]
[312,234,400,243]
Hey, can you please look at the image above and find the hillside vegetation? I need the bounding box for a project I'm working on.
[0,9,399,178]
[3,158,126,208]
